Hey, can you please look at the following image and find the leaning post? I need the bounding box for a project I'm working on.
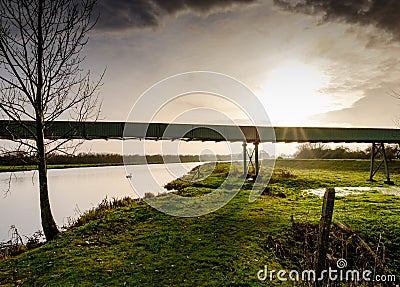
[315,187,335,287]
[369,143,376,181]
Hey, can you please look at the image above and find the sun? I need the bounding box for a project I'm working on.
[259,60,332,126]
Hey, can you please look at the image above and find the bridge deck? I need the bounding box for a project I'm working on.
[0,120,398,183]
[0,121,399,143]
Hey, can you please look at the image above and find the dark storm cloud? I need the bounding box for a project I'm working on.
[274,0,400,39]
[94,0,256,30]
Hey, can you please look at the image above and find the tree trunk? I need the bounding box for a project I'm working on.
[36,118,59,241]
[34,0,58,241]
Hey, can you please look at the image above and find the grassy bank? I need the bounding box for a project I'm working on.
[0,159,399,286]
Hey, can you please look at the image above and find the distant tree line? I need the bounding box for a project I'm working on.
[295,143,400,160]
[0,152,233,166]
[3,144,398,166]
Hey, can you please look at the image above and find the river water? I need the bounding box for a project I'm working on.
[0,163,199,242]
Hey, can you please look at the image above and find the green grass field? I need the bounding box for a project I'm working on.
[0,159,399,286]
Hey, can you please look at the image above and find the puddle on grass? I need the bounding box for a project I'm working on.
[304,187,400,197]
[377,187,400,196]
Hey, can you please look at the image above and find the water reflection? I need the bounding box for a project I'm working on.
[0,163,198,241]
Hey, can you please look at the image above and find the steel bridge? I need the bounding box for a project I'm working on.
[1,120,399,184]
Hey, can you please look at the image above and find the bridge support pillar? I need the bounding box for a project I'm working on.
[369,143,394,185]
[254,141,259,176]
[242,142,247,177]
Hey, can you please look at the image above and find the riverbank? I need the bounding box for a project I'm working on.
[0,159,399,286]
[0,163,124,173]
[0,153,229,173]
[0,160,199,173]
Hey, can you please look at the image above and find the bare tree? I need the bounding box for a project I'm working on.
[0,0,103,241]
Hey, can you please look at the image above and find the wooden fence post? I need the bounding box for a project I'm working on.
[315,187,335,287]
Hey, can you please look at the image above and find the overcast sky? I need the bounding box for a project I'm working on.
[77,0,400,155]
